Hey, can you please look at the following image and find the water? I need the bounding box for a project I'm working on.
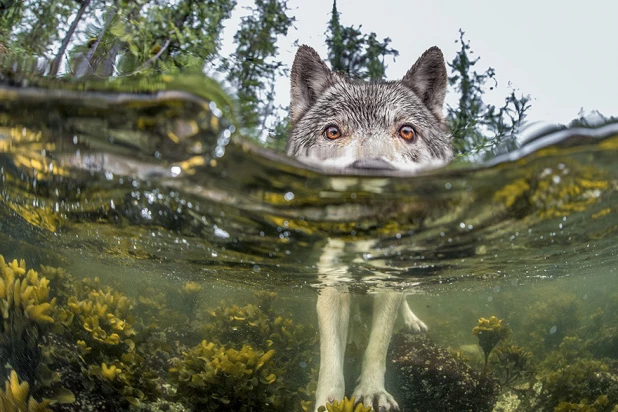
[1,80,618,411]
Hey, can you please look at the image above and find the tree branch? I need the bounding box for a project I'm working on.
[49,0,92,76]
[133,38,170,73]
[75,5,117,78]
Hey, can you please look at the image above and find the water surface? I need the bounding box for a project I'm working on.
[1,81,618,411]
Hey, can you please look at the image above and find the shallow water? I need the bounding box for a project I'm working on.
[1,80,618,411]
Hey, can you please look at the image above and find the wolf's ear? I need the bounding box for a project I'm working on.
[402,47,447,114]
[290,45,333,124]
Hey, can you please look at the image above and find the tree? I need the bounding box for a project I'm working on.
[73,3,116,77]
[2,0,532,159]
[48,0,92,75]
[75,0,238,76]
[0,0,24,47]
[325,0,398,80]
[11,0,78,58]
[223,0,294,136]
[364,32,398,80]
[447,29,531,159]
[323,5,530,159]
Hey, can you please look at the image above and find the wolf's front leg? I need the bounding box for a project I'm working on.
[400,298,428,333]
[352,292,403,411]
[314,287,350,411]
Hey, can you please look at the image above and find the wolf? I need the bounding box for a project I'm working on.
[287,45,452,411]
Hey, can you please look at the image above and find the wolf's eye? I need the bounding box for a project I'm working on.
[398,124,416,141]
[323,125,342,140]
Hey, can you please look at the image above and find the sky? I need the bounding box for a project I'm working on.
[220,0,618,126]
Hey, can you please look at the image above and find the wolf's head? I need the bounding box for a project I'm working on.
[286,45,452,172]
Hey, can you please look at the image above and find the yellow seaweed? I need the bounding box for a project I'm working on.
[317,396,374,412]
[0,370,51,412]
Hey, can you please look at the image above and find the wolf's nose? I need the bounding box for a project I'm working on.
[349,158,396,170]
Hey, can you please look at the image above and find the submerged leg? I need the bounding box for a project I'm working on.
[315,287,350,410]
[353,292,403,411]
[400,297,427,333]
[314,238,352,410]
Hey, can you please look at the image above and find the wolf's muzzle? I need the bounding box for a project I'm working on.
[349,158,396,170]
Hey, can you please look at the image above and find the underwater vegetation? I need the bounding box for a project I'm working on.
[0,256,158,410]
[493,159,610,220]
[490,343,534,388]
[316,396,373,412]
[467,306,618,412]
[536,358,618,411]
[3,251,618,411]
[554,395,612,412]
[387,332,500,412]
[170,341,282,411]
[0,256,56,385]
[0,254,324,411]
[473,315,510,371]
[0,370,51,412]
[179,290,319,410]
[522,293,582,358]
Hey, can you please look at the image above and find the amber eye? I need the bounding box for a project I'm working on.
[324,125,342,140]
[398,124,416,141]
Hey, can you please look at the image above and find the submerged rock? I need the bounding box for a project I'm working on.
[387,332,499,412]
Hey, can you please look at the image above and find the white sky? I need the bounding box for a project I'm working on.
[221,0,618,125]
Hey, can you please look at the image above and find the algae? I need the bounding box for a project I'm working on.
[0,370,51,412]
[1,251,618,411]
[473,315,509,371]
[316,396,373,412]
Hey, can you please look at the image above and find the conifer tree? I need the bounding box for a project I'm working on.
[325,0,398,80]
[447,30,531,159]
[223,0,294,134]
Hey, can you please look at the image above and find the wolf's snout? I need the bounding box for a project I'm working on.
[349,158,395,170]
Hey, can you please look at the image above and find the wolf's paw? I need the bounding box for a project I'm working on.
[352,381,399,411]
[314,376,345,412]
[401,304,428,333]
[403,314,427,333]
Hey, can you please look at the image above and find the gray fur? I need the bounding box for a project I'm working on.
[287,45,452,172]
